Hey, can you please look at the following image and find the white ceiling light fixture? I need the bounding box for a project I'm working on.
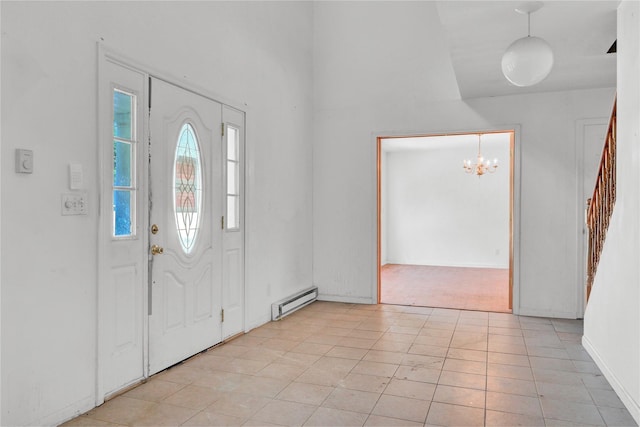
[501,1,554,87]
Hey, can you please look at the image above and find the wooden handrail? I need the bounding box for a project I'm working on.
[586,98,617,300]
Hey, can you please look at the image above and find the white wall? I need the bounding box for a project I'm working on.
[0,2,3,416]
[583,2,640,424]
[383,135,510,269]
[381,150,388,265]
[312,0,616,317]
[1,2,313,425]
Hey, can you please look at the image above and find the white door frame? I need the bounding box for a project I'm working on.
[97,45,247,404]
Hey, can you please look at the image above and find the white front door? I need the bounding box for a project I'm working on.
[148,78,223,375]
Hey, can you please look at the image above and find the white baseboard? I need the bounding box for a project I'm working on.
[516,307,579,319]
[317,294,375,304]
[583,335,640,425]
[33,394,95,427]
[245,313,271,332]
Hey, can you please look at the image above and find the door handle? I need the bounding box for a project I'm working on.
[151,244,164,255]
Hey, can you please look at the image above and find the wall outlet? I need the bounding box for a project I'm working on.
[62,193,88,216]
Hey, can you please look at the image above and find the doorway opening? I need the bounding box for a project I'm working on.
[377,131,514,313]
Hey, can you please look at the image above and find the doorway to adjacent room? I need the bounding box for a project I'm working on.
[377,131,514,313]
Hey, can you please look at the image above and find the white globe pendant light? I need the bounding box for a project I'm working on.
[501,1,554,87]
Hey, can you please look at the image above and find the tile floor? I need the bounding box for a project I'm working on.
[380,265,510,313]
[62,302,637,427]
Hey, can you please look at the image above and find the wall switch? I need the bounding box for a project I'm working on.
[69,163,83,189]
[15,149,33,173]
[62,193,88,216]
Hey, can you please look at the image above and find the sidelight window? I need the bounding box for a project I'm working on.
[225,125,240,230]
[112,89,136,237]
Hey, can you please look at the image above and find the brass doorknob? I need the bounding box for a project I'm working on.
[151,244,164,255]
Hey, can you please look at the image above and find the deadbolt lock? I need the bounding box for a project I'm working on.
[151,224,159,234]
[151,244,164,255]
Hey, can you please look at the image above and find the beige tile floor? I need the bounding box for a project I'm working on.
[62,302,638,427]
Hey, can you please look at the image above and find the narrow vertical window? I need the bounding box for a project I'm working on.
[113,89,137,237]
[174,123,203,253]
[226,125,240,230]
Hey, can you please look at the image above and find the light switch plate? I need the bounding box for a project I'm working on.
[69,163,83,189]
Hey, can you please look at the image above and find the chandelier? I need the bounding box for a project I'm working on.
[463,134,498,176]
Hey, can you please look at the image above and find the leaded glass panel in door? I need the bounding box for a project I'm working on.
[173,123,203,253]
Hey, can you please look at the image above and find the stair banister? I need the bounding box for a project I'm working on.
[586,98,617,301]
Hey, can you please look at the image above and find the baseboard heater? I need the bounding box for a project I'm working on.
[271,286,318,321]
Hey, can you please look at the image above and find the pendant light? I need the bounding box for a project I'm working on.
[501,1,554,87]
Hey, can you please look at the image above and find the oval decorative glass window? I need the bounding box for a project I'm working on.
[173,123,203,253]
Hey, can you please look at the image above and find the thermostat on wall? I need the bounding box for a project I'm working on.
[15,149,33,174]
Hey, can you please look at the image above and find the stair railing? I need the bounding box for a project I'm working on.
[586,98,617,300]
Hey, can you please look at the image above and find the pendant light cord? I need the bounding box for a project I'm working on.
[527,12,531,37]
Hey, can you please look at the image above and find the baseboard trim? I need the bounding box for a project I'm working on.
[318,294,375,304]
[32,394,95,427]
[245,313,271,333]
[582,335,640,425]
[516,307,579,319]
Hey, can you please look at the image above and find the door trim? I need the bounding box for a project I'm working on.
[375,128,520,313]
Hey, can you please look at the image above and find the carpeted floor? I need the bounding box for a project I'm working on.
[381,264,511,313]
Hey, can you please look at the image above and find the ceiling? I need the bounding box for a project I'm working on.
[435,1,618,99]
